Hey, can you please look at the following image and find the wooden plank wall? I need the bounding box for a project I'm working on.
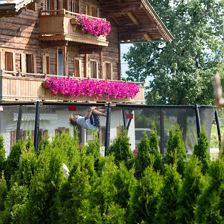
[0,0,120,81]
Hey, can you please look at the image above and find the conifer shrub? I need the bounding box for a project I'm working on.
[0,136,5,176]
[155,164,182,224]
[164,126,186,175]
[2,182,29,224]
[108,130,133,169]
[176,156,206,224]
[195,159,224,223]
[135,132,151,178]
[4,141,23,189]
[149,130,163,172]
[128,167,163,224]
[193,130,210,174]
[0,176,7,216]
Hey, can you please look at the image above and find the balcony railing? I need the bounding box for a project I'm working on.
[39,9,109,47]
[0,70,145,104]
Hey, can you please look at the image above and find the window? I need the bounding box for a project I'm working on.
[104,62,112,80]
[90,60,98,78]
[68,0,79,12]
[86,4,99,17]
[57,49,64,76]
[5,52,13,71]
[26,54,34,73]
[74,59,80,77]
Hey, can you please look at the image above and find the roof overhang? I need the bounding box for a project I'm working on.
[101,0,173,43]
[0,0,34,16]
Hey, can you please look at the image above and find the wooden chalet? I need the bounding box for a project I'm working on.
[0,0,173,104]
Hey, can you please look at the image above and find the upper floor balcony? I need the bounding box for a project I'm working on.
[39,9,109,47]
[0,70,145,104]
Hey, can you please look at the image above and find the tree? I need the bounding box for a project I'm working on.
[124,0,224,105]
[193,131,210,174]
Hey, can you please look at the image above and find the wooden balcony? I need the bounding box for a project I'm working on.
[0,70,145,104]
[39,10,109,47]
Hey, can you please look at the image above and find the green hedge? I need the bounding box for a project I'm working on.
[0,128,223,224]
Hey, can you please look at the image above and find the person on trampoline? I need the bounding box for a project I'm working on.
[69,107,106,130]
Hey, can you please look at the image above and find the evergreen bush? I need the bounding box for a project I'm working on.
[128,167,163,224]
[135,132,151,178]
[155,164,182,224]
[176,156,206,224]
[193,131,210,174]
[164,126,186,175]
[0,136,5,176]
[108,130,133,169]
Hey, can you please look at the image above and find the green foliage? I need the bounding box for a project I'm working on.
[128,167,163,224]
[2,182,29,224]
[164,126,186,174]
[4,141,23,189]
[149,130,163,172]
[0,136,5,176]
[195,159,224,223]
[108,130,133,169]
[135,132,151,178]
[176,156,206,224]
[193,131,210,174]
[124,0,224,105]
[155,165,182,224]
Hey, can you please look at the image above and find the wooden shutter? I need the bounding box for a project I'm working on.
[5,52,13,71]
[75,0,79,13]
[74,59,80,77]
[26,54,34,73]
[91,6,98,17]
[105,62,112,80]
[90,61,97,78]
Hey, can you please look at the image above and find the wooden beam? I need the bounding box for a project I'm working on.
[144,33,152,41]
[127,12,139,25]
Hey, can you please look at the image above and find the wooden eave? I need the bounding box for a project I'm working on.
[0,0,34,16]
[100,0,173,43]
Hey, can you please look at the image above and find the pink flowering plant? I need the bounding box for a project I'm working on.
[76,15,112,37]
[44,78,140,100]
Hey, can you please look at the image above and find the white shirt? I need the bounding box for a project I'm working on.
[76,115,95,130]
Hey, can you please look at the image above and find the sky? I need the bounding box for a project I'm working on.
[120,43,132,78]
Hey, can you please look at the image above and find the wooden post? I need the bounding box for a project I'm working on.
[16,105,22,141]
[104,103,111,156]
[34,101,40,153]
[84,54,88,78]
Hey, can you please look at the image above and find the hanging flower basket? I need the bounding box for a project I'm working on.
[75,15,112,37]
[43,78,140,101]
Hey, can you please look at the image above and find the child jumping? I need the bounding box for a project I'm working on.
[69,107,106,130]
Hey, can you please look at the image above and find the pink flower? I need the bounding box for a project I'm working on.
[44,78,140,100]
[76,15,112,37]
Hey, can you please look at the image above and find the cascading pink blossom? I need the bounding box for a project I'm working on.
[76,15,112,37]
[44,78,140,100]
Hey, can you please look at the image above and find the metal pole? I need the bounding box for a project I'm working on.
[195,104,201,138]
[34,101,40,153]
[215,110,221,149]
[159,109,165,155]
[16,105,22,141]
[104,103,111,156]
[122,109,127,129]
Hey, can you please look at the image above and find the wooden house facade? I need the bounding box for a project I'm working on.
[0,0,172,153]
[0,0,172,103]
